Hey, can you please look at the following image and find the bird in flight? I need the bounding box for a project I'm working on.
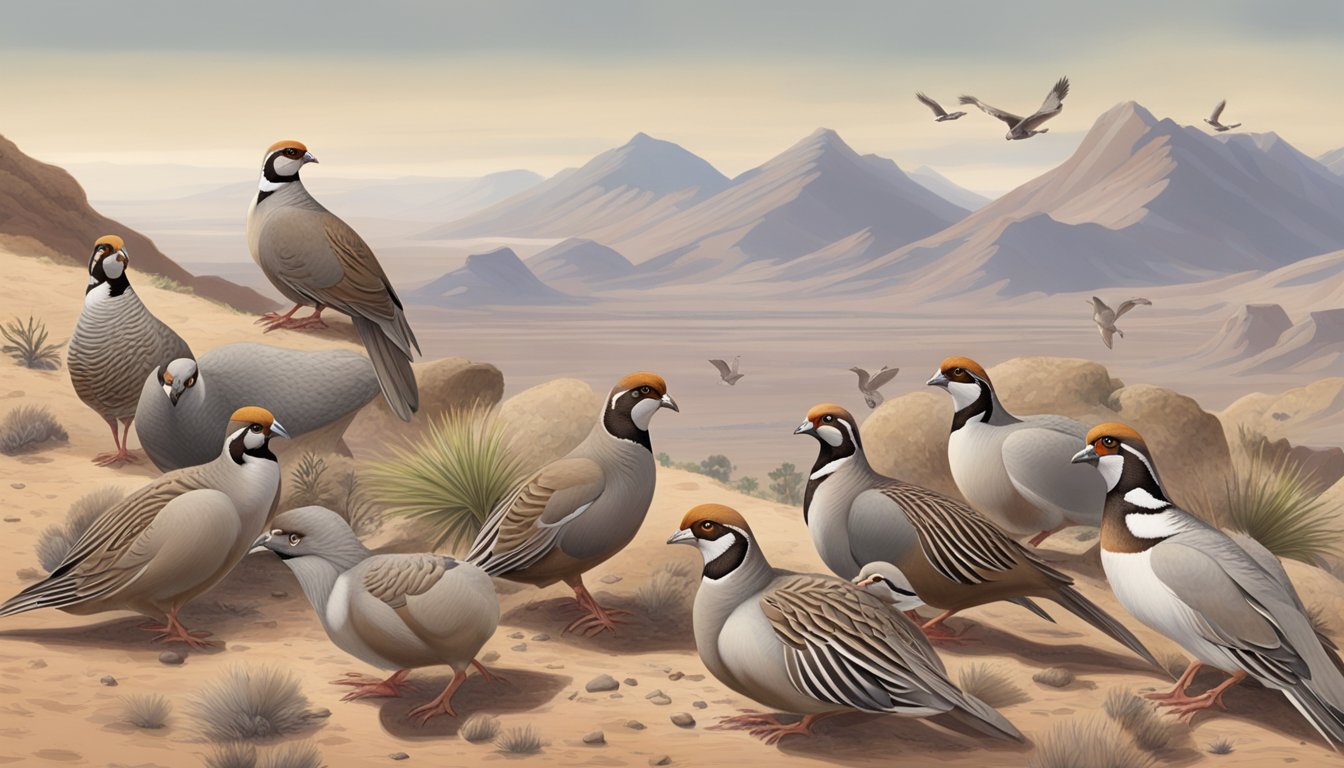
[1089,297,1152,349]
[850,366,900,409]
[960,77,1070,141]
[1204,100,1242,132]
[709,356,745,386]
[916,92,966,122]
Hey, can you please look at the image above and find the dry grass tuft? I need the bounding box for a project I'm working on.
[0,405,68,455]
[957,663,1029,708]
[122,694,171,729]
[1031,667,1075,688]
[1029,717,1152,768]
[260,741,323,768]
[1207,737,1235,755]
[35,485,125,572]
[1,314,63,369]
[635,561,695,618]
[460,713,501,743]
[204,743,257,768]
[190,666,313,742]
[495,724,543,755]
[1104,688,1174,752]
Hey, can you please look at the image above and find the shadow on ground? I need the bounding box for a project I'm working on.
[375,667,570,738]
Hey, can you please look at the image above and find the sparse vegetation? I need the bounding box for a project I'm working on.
[768,462,805,505]
[1,314,63,370]
[698,454,734,483]
[958,663,1029,708]
[204,743,257,768]
[122,694,171,729]
[1207,737,1235,755]
[734,476,760,495]
[495,725,543,755]
[369,408,526,552]
[35,485,125,572]
[635,562,695,618]
[260,741,323,768]
[656,451,673,468]
[190,666,313,742]
[461,713,501,743]
[1103,688,1174,752]
[1029,717,1152,768]
[1031,667,1075,688]
[0,405,68,455]
[148,274,195,294]
[284,454,383,538]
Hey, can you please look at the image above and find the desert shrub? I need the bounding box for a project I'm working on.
[122,694,171,729]
[204,743,257,768]
[1207,737,1234,755]
[1,315,63,370]
[369,408,526,552]
[698,454,734,483]
[1103,688,1174,752]
[260,741,322,768]
[1029,717,1152,768]
[656,452,672,468]
[148,274,194,294]
[190,666,312,742]
[287,453,329,507]
[635,562,694,618]
[768,462,804,505]
[36,485,125,572]
[958,663,1029,708]
[0,405,68,455]
[460,713,501,743]
[1032,667,1074,688]
[495,725,542,755]
[734,476,760,495]
[285,454,383,539]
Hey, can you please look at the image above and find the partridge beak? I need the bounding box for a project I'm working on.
[270,420,291,440]
[666,528,696,546]
[248,531,273,555]
[660,394,679,412]
[169,388,182,407]
[302,152,318,164]
[926,372,949,387]
[793,420,815,435]
[1071,445,1100,465]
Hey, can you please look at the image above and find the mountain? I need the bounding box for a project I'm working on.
[1319,147,1344,175]
[527,238,635,291]
[0,133,273,312]
[608,129,968,285]
[1198,303,1293,364]
[406,247,575,307]
[821,103,1344,298]
[1239,309,1344,376]
[907,165,992,210]
[420,133,730,241]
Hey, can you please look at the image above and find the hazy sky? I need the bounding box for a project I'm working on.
[2,1,1341,196]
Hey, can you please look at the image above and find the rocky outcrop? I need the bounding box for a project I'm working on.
[348,357,504,454]
[1198,303,1293,364]
[498,378,602,472]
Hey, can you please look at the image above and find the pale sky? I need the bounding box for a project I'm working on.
[2,1,1341,196]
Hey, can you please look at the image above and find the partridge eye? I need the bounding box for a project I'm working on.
[186,377,197,387]
[640,386,651,394]
[283,148,298,156]
[953,367,965,376]
[823,415,834,423]
[699,521,714,531]
[1102,437,1116,447]
[287,533,301,546]
[250,424,262,433]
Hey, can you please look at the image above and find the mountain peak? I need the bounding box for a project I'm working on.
[1095,101,1161,130]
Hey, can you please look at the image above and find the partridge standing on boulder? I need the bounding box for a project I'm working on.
[669,504,1023,744]
[796,403,1157,667]
[254,506,501,724]
[928,356,1104,545]
[0,407,287,646]
[68,235,194,465]
[246,140,420,420]
[467,372,678,636]
[1073,423,1344,744]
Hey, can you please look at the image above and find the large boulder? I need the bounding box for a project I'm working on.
[1105,384,1233,508]
[987,357,1122,418]
[862,391,960,498]
[349,357,503,455]
[498,378,601,473]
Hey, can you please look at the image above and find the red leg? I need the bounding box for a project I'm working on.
[141,607,215,649]
[562,575,630,637]
[471,659,509,685]
[714,711,841,744]
[1145,661,1202,702]
[408,669,468,724]
[257,303,303,330]
[1160,671,1248,720]
[284,305,328,330]
[921,610,974,643]
[1029,524,1068,547]
[94,418,141,466]
[332,669,410,700]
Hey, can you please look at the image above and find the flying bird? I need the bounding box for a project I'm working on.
[916,92,966,122]
[709,356,744,385]
[1090,297,1152,349]
[850,366,899,409]
[1204,100,1242,132]
[960,76,1070,141]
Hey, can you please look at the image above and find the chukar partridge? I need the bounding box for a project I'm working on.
[928,356,1103,545]
[0,407,287,646]
[670,504,1023,744]
[1073,423,1344,743]
[68,235,193,465]
[468,371,678,636]
[246,140,420,421]
[254,506,501,724]
[796,403,1157,668]
[136,342,379,470]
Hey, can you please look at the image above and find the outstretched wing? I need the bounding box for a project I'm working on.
[1017,76,1069,132]
[849,367,871,390]
[709,359,732,377]
[1115,298,1152,318]
[1209,99,1226,122]
[916,92,948,118]
[867,367,900,391]
[958,96,1023,127]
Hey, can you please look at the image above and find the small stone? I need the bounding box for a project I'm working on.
[626,720,646,730]
[531,633,550,641]
[27,659,46,669]
[511,643,527,652]
[481,650,500,663]
[600,575,622,584]
[308,708,332,719]
[683,674,704,682]
[586,674,620,693]
[624,677,638,686]
[649,694,672,706]
[545,663,565,670]
[10,483,24,489]
[645,689,665,700]
[667,672,684,681]
[568,691,578,700]
[508,631,524,639]
[610,693,623,699]
[270,591,288,598]
[583,730,605,745]
[650,756,672,766]
[158,651,184,665]
[99,675,117,687]
[3,517,19,523]
[670,713,695,728]
[692,700,707,709]
[389,753,409,761]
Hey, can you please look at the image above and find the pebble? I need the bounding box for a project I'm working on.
[646,690,672,706]
[583,730,605,745]
[158,651,184,665]
[667,672,684,681]
[511,643,527,652]
[692,701,707,709]
[10,483,23,489]
[389,753,409,761]
[645,689,666,699]
[600,575,622,584]
[3,517,19,523]
[99,675,117,687]
[670,713,695,728]
[650,756,672,766]
[27,659,46,669]
[624,677,638,686]
[545,663,565,670]
[684,674,705,682]
[626,720,646,730]
[481,650,500,663]
[586,674,620,693]
[531,633,550,641]
[270,591,288,598]
[508,631,524,639]
[610,693,623,699]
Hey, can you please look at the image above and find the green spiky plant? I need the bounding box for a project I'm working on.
[2,315,63,370]
[368,407,527,552]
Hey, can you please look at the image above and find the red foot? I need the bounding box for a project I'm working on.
[714,711,827,745]
[408,670,467,725]
[1152,671,1246,722]
[562,580,631,637]
[1028,524,1068,547]
[332,670,409,700]
[140,614,216,649]
[93,448,140,467]
[261,306,326,333]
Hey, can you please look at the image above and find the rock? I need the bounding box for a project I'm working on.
[389,753,409,761]
[350,357,504,453]
[511,643,527,652]
[1198,303,1293,363]
[270,591,288,598]
[626,720,646,730]
[481,650,500,663]
[99,675,117,687]
[27,659,46,669]
[646,690,672,706]
[158,651,184,666]
[1107,383,1233,505]
[862,391,961,497]
[586,674,620,693]
[667,671,683,681]
[670,713,695,728]
[650,756,672,766]
[692,700,707,709]
[531,633,550,641]
[3,516,19,522]
[623,677,638,686]
[498,378,601,472]
[610,693,623,699]
[599,575,623,584]
[583,730,605,745]
[508,631,524,639]
[15,567,41,581]
[645,689,666,699]
[10,483,24,489]
[684,674,704,682]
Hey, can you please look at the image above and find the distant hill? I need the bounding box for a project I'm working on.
[1319,147,1344,175]
[527,238,635,291]
[406,247,576,307]
[907,165,992,210]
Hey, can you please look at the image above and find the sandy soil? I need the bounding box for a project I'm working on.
[2,246,1342,766]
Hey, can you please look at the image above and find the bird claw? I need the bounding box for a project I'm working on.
[93,449,139,467]
[407,700,456,725]
[715,712,815,744]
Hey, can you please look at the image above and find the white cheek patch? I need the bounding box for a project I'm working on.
[102,259,125,279]
[631,397,661,430]
[1125,510,1183,539]
[1097,454,1124,491]
[947,380,981,409]
[698,533,737,565]
[84,282,112,307]
[243,430,265,450]
[816,425,844,447]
